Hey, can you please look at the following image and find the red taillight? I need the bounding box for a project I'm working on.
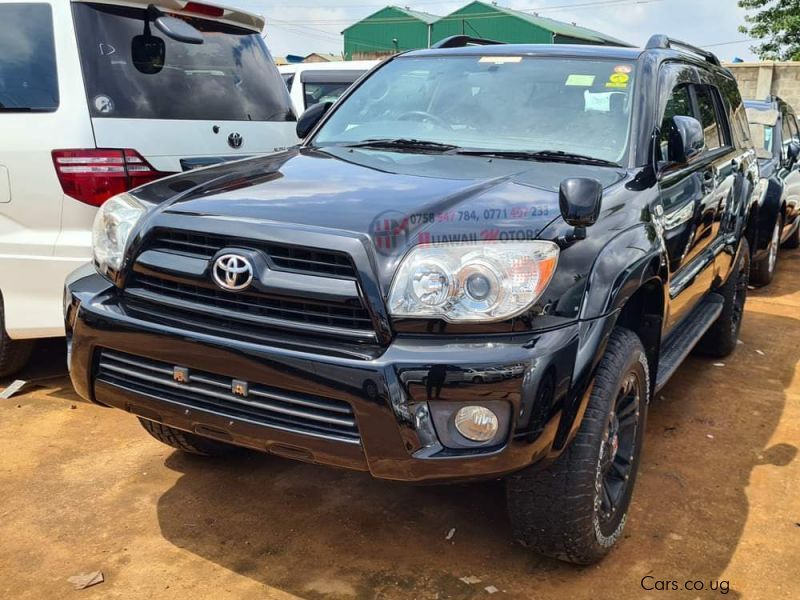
[182,2,224,18]
[52,149,170,207]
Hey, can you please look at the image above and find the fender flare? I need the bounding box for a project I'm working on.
[754,177,785,257]
[579,223,667,321]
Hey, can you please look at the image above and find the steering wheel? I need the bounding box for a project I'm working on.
[397,110,450,128]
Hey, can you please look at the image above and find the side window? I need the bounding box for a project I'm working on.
[0,3,59,111]
[788,113,800,143]
[694,86,725,151]
[731,104,752,147]
[657,85,693,163]
[781,114,794,160]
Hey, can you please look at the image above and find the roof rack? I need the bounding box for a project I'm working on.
[645,34,721,67]
[431,35,504,49]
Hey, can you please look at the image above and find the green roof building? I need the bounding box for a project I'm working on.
[432,2,631,47]
[342,2,630,59]
[343,6,439,60]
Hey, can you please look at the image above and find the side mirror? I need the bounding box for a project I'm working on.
[559,177,603,228]
[131,34,165,74]
[296,102,332,139]
[154,15,203,44]
[668,115,705,164]
[787,141,800,165]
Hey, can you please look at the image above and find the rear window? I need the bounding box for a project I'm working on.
[72,2,294,121]
[0,3,58,111]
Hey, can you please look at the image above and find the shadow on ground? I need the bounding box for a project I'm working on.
[153,300,800,598]
[0,338,80,404]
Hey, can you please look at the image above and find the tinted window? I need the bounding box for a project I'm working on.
[0,3,58,111]
[731,105,751,146]
[72,2,293,121]
[786,112,799,142]
[694,86,723,150]
[657,85,692,163]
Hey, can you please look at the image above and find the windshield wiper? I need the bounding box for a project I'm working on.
[455,149,620,167]
[341,138,461,153]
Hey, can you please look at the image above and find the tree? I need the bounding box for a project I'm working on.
[738,0,800,60]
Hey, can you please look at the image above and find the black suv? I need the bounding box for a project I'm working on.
[66,35,757,564]
[745,96,800,285]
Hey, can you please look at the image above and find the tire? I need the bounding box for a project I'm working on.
[694,239,750,358]
[751,216,781,287]
[0,301,34,378]
[138,418,239,457]
[782,217,800,249]
[506,328,649,565]
[472,376,483,384]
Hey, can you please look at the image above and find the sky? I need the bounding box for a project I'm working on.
[225,0,758,62]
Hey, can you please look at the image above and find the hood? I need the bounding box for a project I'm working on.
[133,147,627,282]
[138,147,625,233]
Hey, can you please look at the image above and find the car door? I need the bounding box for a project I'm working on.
[779,106,800,239]
[656,65,722,330]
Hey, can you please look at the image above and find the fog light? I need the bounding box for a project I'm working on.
[454,406,499,442]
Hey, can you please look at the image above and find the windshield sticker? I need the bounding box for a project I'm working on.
[479,56,522,64]
[92,95,115,114]
[565,74,596,87]
[585,91,613,112]
[605,72,630,89]
[614,64,633,74]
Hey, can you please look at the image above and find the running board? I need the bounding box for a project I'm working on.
[655,293,725,392]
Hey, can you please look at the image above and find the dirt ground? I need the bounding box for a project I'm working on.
[2,255,800,600]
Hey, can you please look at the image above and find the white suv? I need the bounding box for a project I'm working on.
[279,61,378,116]
[0,0,298,376]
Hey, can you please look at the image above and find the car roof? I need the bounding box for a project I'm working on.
[403,44,645,61]
[278,60,379,74]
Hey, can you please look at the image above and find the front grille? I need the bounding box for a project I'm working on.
[149,229,357,278]
[96,350,360,444]
[130,275,373,333]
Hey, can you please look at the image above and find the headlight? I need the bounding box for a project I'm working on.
[92,192,147,276]
[388,241,559,322]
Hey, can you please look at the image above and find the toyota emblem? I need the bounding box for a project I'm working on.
[227,132,243,149]
[212,254,254,291]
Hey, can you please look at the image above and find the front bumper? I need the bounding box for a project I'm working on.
[66,267,599,482]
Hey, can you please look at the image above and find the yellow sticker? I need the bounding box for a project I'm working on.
[565,74,596,86]
[479,56,522,64]
[609,73,630,84]
[605,82,629,89]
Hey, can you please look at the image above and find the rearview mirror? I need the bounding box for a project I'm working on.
[559,177,603,228]
[787,141,800,165]
[668,115,705,164]
[297,102,332,139]
[131,34,165,74]
[154,14,204,44]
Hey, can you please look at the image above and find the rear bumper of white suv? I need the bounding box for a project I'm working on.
[0,253,89,339]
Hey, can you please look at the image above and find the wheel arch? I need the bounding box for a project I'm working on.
[614,277,665,396]
[754,177,785,257]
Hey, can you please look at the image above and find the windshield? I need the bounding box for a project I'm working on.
[313,55,637,163]
[72,2,294,121]
[749,123,774,160]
